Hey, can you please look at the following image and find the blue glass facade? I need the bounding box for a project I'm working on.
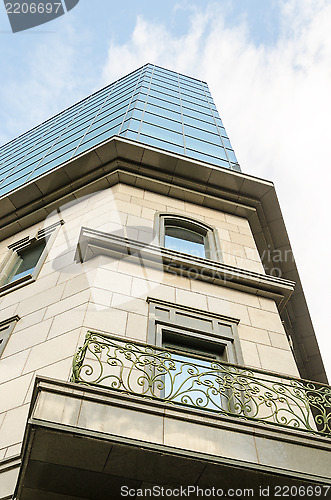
[0,64,240,198]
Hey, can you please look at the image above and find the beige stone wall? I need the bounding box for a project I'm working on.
[0,183,298,459]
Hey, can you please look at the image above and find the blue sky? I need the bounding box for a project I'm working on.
[0,0,330,379]
[0,0,285,143]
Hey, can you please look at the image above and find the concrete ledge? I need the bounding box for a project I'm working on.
[75,226,295,308]
[30,378,331,476]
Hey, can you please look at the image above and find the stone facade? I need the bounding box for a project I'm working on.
[0,182,303,467]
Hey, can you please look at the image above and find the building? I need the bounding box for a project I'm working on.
[0,64,330,499]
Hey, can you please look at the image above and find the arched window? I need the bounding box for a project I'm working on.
[157,213,221,261]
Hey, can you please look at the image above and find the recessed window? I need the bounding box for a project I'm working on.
[161,329,229,410]
[2,240,47,285]
[156,213,221,261]
[0,220,63,295]
[147,297,243,365]
[146,297,244,413]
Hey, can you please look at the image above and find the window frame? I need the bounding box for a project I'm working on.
[147,297,243,365]
[160,324,229,362]
[0,316,19,357]
[0,220,63,296]
[155,212,222,262]
[2,238,48,286]
[147,298,243,411]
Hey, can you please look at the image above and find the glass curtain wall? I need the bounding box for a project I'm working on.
[0,64,240,198]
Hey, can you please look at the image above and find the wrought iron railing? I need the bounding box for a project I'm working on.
[72,332,331,436]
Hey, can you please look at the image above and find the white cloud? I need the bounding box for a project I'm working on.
[102,0,331,379]
[101,7,211,85]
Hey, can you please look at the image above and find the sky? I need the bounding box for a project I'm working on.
[0,0,330,380]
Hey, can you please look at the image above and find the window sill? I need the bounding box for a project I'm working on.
[0,274,35,297]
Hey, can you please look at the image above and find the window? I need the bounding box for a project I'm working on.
[161,329,229,411]
[148,298,242,364]
[0,316,19,357]
[165,224,206,258]
[0,220,63,295]
[162,327,227,362]
[156,213,221,261]
[2,240,47,285]
[147,299,243,412]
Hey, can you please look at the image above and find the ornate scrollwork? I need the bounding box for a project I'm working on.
[72,333,331,436]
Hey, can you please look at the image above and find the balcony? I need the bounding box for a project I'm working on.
[14,355,331,498]
[72,332,331,437]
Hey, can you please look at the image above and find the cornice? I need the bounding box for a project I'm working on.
[75,226,295,308]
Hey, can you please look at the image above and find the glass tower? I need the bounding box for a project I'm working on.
[0,64,240,199]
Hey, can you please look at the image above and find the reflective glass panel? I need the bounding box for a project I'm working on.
[162,338,227,411]
[165,225,206,258]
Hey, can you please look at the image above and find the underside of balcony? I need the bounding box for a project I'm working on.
[13,377,331,500]
[14,427,331,500]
